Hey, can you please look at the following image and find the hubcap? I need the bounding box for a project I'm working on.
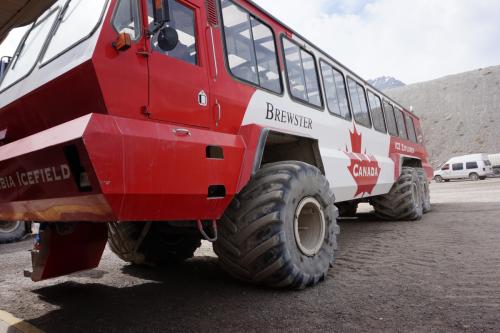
[294,197,326,257]
[0,221,21,234]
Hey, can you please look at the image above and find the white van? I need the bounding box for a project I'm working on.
[434,154,493,182]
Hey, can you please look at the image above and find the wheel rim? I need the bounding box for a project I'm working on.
[294,197,326,257]
[0,221,21,234]
[471,174,478,181]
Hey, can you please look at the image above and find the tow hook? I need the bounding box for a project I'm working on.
[197,220,218,242]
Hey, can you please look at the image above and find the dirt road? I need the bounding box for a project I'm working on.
[1,179,500,332]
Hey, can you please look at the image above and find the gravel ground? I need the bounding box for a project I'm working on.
[1,178,500,332]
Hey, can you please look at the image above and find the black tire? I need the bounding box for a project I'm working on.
[214,161,339,289]
[434,175,444,183]
[336,202,358,217]
[108,222,201,266]
[469,173,479,181]
[371,167,423,221]
[417,169,431,213]
[0,221,26,244]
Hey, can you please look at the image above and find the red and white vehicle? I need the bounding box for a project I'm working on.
[0,0,432,288]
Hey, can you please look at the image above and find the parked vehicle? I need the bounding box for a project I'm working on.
[434,154,493,182]
[0,221,29,244]
[489,153,500,175]
[0,0,432,289]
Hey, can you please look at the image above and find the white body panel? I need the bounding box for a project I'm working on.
[242,88,394,203]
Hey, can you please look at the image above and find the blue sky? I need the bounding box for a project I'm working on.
[2,0,500,84]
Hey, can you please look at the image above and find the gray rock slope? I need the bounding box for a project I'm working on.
[385,66,500,167]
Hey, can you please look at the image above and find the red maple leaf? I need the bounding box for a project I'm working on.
[345,126,381,197]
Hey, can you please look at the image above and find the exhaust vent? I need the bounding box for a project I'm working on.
[205,0,219,26]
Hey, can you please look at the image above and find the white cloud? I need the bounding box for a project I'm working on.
[253,0,500,83]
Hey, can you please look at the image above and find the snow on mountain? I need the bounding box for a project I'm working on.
[368,76,406,91]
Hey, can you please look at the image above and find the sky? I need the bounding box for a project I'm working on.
[2,0,500,84]
[252,0,500,84]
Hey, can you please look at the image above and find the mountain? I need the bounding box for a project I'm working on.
[385,66,500,168]
[368,76,406,90]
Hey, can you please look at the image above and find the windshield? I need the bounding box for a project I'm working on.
[0,0,108,91]
[0,9,59,90]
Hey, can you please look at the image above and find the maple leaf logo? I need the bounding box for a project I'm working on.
[344,126,381,197]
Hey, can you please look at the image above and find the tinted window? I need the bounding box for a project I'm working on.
[405,114,418,143]
[484,160,492,166]
[148,0,198,65]
[394,108,408,139]
[368,91,386,133]
[250,18,281,92]
[320,61,350,119]
[222,1,257,82]
[347,78,371,127]
[384,102,398,136]
[283,38,322,107]
[113,0,141,40]
[466,162,478,169]
[452,163,464,171]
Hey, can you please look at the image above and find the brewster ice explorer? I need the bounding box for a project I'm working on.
[0,0,432,289]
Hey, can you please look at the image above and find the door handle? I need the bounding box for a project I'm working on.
[215,100,222,128]
[173,128,191,137]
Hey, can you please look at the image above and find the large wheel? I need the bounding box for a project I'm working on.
[336,201,358,217]
[417,169,431,213]
[0,221,26,244]
[108,222,201,266]
[371,167,423,221]
[214,161,339,289]
[434,175,444,183]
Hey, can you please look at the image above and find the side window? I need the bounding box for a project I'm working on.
[466,162,478,169]
[384,102,398,136]
[367,91,386,133]
[442,164,450,170]
[148,0,198,65]
[452,163,464,171]
[405,114,418,143]
[347,78,371,128]
[320,61,351,120]
[394,108,408,139]
[221,0,281,93]
[283,38,322,107]
[112,0,141,40]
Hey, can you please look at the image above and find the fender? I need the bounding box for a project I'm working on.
[236,125,324,193]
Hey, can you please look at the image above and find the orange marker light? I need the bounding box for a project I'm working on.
[112,32,132,52]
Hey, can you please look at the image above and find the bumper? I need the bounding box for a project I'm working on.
[0,114,246,222]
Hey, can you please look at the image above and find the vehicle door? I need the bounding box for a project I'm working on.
[440,163,451,179]
[146,0,211,128]
[451,162,465,179]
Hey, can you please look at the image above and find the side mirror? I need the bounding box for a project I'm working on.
[157,26,178,51]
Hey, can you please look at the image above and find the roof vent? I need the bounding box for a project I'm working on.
[205,0,219,26]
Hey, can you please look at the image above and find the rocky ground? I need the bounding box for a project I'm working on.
[1,178,500,332]
[385,65,500,167]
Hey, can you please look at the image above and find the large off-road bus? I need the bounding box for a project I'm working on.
[0,0,431,289]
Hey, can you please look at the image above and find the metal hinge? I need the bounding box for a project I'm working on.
[141,106,151,117]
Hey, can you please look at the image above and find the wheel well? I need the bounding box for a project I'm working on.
[401,157,422,168]
[257,131,325,174]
